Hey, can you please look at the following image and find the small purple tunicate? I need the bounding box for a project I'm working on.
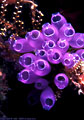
[47,40,56,49]
[40,87,56,110]
[59,23,75,41]
[42,40,56,50]
[26,30,44,49]
[19,53,36,68]
[27,90,40,106]
[61,52,74,68]
[76,49,84,61]
[57,38,69,53]
[18,68,39,84]
[69,33,84,48]
[42,23,59,42]
[54,73,69,89]
[72,53,80,64]
[51,12,67,29]
[33,59,51,76]
[12,38,34,53]
[35,49,47,60]
[34,78,49,90]
[47,48,62,64]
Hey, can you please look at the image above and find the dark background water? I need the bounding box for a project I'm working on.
[1,0,84,119]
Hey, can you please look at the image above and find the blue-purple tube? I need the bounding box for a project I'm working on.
[47,48,62,64]
[72,53,80,64]
[12,38,34,53]
[59,23,75,41]
[69,33,84,48]
[42,40,56,50]
[57,38,69,53]
[42,23,59,42]
[19,53,36,68]
[34,78,49,90]
[54,73,69,89]
[18,68,39,84]
[33,59,51,76]
[40,87,56,110]
[61,52,74,68]
[25,30,44,49]
[76,49,84,61]
[35,49,47,60]
[51,12,67,29]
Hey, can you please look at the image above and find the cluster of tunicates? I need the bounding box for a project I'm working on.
[9,12,84,110]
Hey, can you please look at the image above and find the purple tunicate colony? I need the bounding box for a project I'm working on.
[9,12,84,110]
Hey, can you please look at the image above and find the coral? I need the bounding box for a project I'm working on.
[0,0,43,38]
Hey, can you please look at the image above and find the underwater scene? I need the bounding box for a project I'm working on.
[0,0,84,119]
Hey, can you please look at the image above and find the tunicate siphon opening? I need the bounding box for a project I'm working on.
[22,71,29,80]
[52,15,61,22]
[24,57,32,65]
[45,98,53,106]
